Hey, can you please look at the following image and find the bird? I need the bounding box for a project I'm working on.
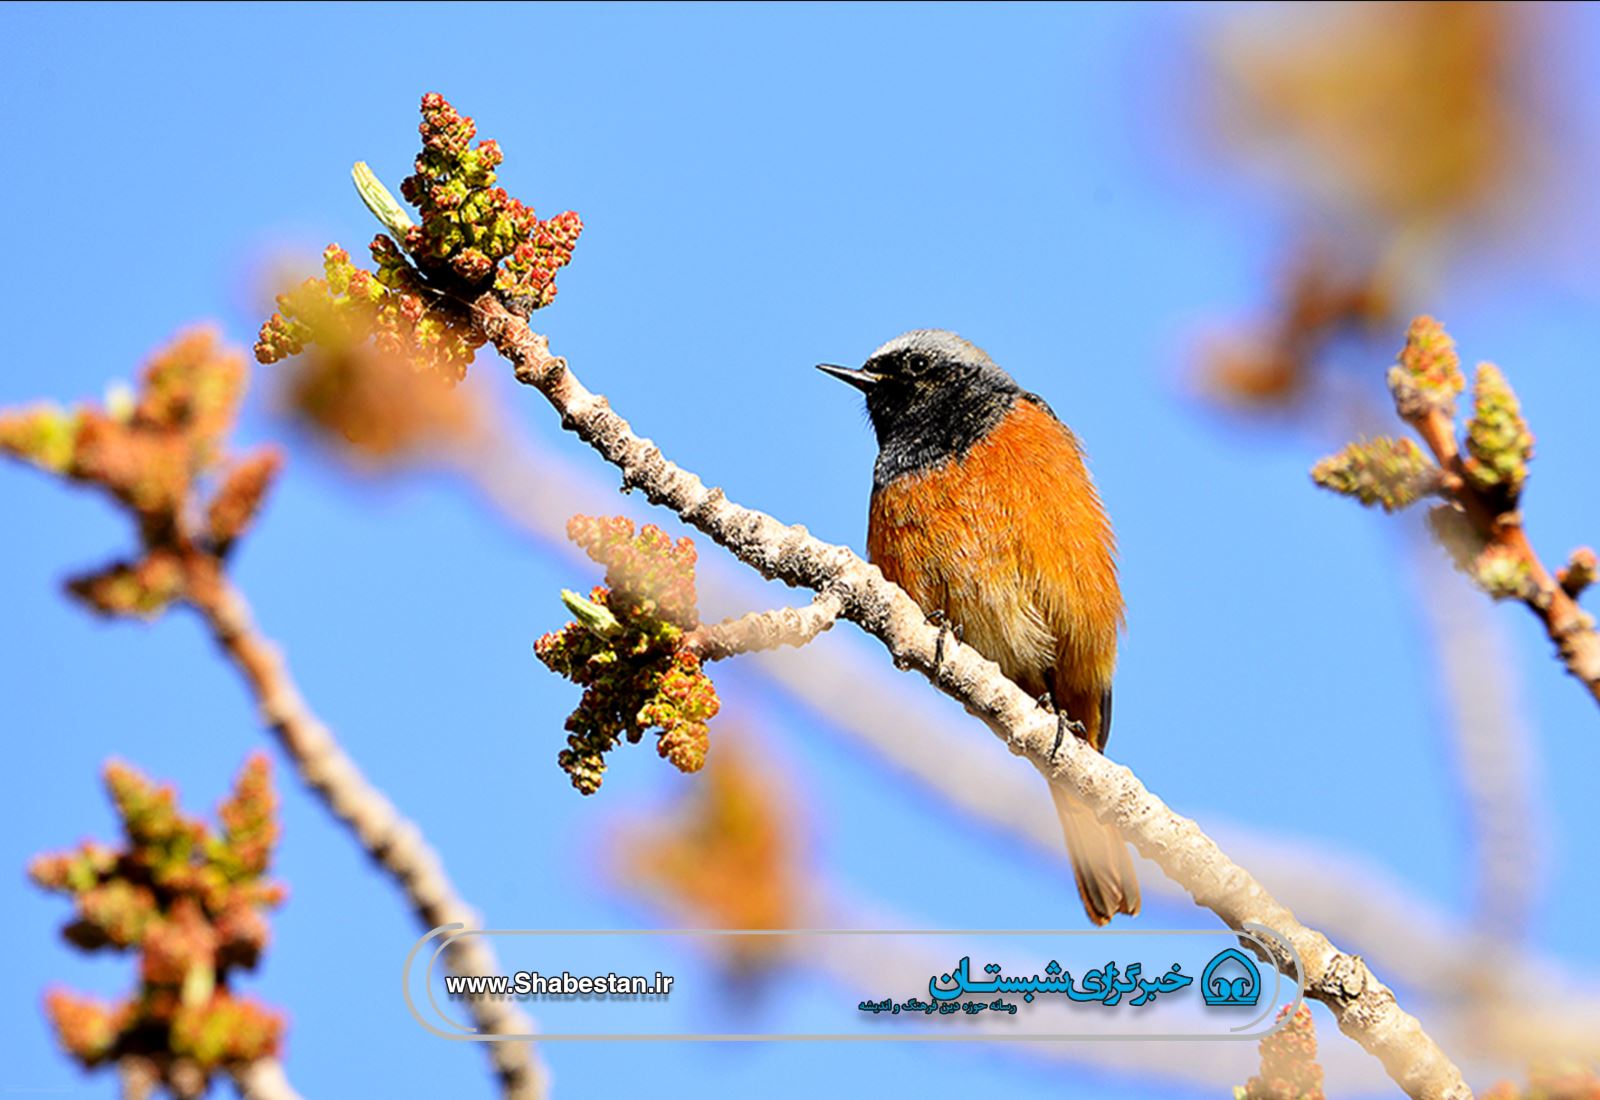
[819,329,1138,925]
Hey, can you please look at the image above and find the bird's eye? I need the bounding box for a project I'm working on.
[902,353,929,377]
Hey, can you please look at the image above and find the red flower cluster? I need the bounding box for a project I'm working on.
[535,516,719,794]
[31,755,287,1086]
[402,92,584,312]
[256,93,582,384]
[568,514,700,630]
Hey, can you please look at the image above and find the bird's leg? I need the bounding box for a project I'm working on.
[1040,691,1088,761]
[929,611,962,673]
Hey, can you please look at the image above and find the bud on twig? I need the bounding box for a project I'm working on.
[1558,548,1597,600]
[1388,314,1465,423]
[560,588,623,639]
[1463,362,1534,500]
[1311,436,1441,512]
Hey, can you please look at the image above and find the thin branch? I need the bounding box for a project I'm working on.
[1404,523,1541,942]
[454,391,1600,1069]
[183,562,546,1100]
[686,593,843,662]
[472,294,1473,1100]
[230,1058,304,1100]
[1409,402,1600,707]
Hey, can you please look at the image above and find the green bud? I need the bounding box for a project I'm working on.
[351,161,416,241]
[1463,362,1534,498]
[561,588,623,638]
[1311,436,1440,512]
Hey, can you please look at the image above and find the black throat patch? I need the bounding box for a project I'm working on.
[867,373,1022,490]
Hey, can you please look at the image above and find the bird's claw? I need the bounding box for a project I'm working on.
[1037,692,1086,761]
[1051,713,1088,761]
[929,611,962,673]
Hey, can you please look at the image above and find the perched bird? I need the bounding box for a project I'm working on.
[819,330,1138,925]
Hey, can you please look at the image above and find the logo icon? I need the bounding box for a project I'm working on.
[1200,947,1260,1007]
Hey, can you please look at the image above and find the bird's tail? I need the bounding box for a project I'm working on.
[1050,782,1140,925]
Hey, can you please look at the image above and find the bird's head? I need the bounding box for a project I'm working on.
[818,330,1023,484]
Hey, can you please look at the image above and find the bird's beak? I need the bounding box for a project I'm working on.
[816,363,880,392]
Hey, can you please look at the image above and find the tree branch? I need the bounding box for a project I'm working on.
[449,397,1600,1044]
[686,593,843,662]
[473,294,1473,1100]
[183,562,546,1100]
[1404,386,1598,708]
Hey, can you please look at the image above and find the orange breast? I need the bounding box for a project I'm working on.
[866,399,1123,717]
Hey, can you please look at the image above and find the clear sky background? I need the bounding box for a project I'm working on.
[3,3,1599,1098]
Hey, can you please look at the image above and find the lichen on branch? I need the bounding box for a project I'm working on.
[256,93,581,384]
[31,755,286,1092]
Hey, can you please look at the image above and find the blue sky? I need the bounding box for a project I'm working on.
[3,3,1599,1097]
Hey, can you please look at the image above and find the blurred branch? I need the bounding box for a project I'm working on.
[185,566,546,1100]
[471,294,1473,1100]
[0,331,546,1100]
[230,1059,304,1100]
[1404,525,1541,943]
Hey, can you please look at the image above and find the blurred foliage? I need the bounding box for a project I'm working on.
[276,340,483,466]
[1234,1004,1324,1100]
[1212,2,1535,230]
[1196,2,1548,416]
[615,737,802,975]
[0,329,279,618]
[1483,1067,1600,1100]
[31,755,285,1093]
[1199,246,1392,412]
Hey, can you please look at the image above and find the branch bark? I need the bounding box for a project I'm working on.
[183,562,546,1100]
[686,593,843,662]
[474,294,1474,1100]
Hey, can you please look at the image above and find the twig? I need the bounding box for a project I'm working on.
[472,294,1473,1100]
[230,1058,305,1100]
[1407,399,1599,708]
[183,561,546,1100]
[686,593,843,661]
